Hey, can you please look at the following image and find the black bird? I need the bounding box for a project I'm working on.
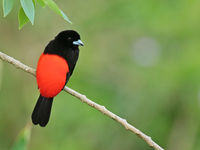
[31,30,83,127]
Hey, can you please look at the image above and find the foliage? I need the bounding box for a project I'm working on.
[12,123,32,150]
[2,0,71,29]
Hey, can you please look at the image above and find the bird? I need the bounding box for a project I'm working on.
[31,30,84,127]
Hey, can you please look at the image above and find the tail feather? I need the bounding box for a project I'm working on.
[31,95,53,127]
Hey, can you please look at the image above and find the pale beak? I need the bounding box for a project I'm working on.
[73,39,84,46]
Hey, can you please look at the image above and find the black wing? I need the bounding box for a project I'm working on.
[64,48,79,85]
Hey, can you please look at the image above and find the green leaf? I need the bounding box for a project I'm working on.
[20,0,35,24]
[37,0,46,7]
[12,123,32,150]
[32,0,36,7]
[43,0,72,24]
[3,0,15,17]
[18,8,30,30]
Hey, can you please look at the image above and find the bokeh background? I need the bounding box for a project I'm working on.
[1,0,200,150]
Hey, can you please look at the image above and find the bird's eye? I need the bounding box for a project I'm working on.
[67,37,72,40]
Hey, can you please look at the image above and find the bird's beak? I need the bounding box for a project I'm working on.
[73,39,84,46]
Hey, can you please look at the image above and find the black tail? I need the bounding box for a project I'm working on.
[31,95,54,127]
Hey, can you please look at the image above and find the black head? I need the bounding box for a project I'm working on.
[55,30,84,47]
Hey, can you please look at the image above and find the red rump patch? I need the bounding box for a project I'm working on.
[36,53,69,97]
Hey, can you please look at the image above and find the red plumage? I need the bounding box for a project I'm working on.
[36,53,69,97]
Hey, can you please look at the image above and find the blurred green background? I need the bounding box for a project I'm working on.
[1,0,200,150]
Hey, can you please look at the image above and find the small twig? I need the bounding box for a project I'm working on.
[0,51,164,150]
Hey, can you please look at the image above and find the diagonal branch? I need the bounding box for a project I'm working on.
[0,51,164,150]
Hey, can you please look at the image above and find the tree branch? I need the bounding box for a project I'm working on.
[0,51,164,150]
